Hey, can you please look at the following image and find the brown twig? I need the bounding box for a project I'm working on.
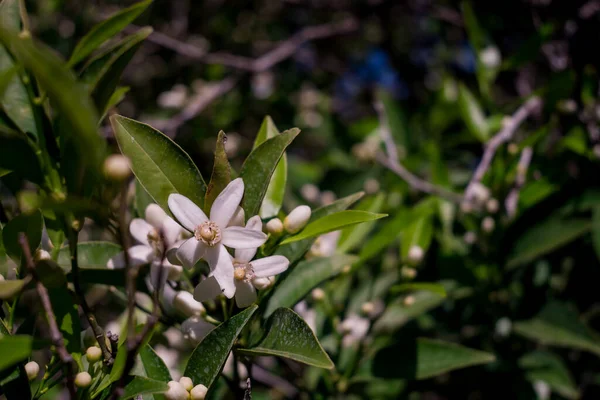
[505,146,533,218]
[375,101,465,203]
[464,97,541,201]
[18,234,76,400]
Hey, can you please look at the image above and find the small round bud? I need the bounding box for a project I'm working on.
[252,276,274,290]
[165,381,189,400]
[34,249,51,262]
[480,46,501,69]
[190,384,208,400]
[363,178,380,194]
[75,372,92,388]
[507,142,519,155]
[482,216,495,233]
[24,361,39,381]
[300,184,320,203]
[179,376,194,392]
[401,267,417,279]
[284,205,311,234]
[341,264,351,274]
[407,245,424,265]
[320,191,336,206]
[486,198,499,214]
[470,183,490,205]
[403,295,415,306]
[86,346,102,363]
[311,288,325,301]
[361,302,375,316]
[103,154,131,181]
[0,274,4,281]
[460,201,473,214]
[463,231,477,245]
[174,291,205,317]
[266,218,284,235]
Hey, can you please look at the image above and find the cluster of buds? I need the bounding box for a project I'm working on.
[165,377,208,400]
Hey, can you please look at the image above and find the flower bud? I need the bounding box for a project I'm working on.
[34,249,51,262]
[320,191,336,206]
[480,46,501,68]
[470,183,490,205]
[463,231,477,245]
[486,198,499,214]
[266,218,283,235]
[407,245,424,265]
[0,274,4,281]
[311,288,325,301]
[284,205,311,234]
[229,207,245,227]
[363,178,380,194]
[179,376,193,392]
[103,154,131,181]
[300,184,320,203]
[252,276,274,290]
[174,291,205,317]
[25,361,39,381]
[482,216,495,233]
[360,302,374,316]
[75,372,92,388]
[86,346,102,363]
[165,380,189,400]
[507,142,519,155]
[190,384,208,400]
[460,201,473,214]
[403,295,415,306]
[401,267,417,279]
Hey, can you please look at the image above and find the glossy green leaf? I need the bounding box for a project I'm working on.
[57,241,122,270]
[458,83,489,142]
[507,217,591,268]
[111,115,206,214]
[281,210,386,245]
[139,344,171,382]
[204,131,231,213]
[0,335,33,371]
[0,278,27,299]
[135,180,154,218]
[0,0,20,33]
[238,308,334,369]
[68,0,152,66]
[400,215,434,259]
[2,209,42,263]
[519,351,578,400]
[275,192,363,265]
[184,305,257,390]
[337,193,386,253]
[101,85,129,120]
[122,376,169,400]
[514,302,600,356]
[391,282,447,297]
[264,255,357,317]
[49,286,82,360]
[254,116,288,218]
[240,127,300,217]
[373,338,495,380]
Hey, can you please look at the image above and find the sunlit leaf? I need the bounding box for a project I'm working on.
[337,193,386,254]
[0,279,26,300]
[0,335,33,371]
[458,83,489,142]
[519,351,579,400]
[391,282,447,297]
[122,376,169,400]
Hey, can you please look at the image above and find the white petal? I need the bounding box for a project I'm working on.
[166,246,180,265]
[222,227,267,249]
[176,238,206,269]
[129,245,154,265]
[234,216,264,261]
[205,245,235,298]
[150,262,169,289]
[234,281,257,308]
[145,203,168,228]
[210,178,244,228]
[193,276,223,302]
[129,219,153,246]
[161,217,185,247]
[251,255,289,278]
[106,251,125,269]
[228,206,245,227]
[246,215,262,231]
[168,194,208,232]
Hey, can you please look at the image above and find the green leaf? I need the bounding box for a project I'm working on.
[458,83,489,142]
[0,125,43,184]
[240,128,300,217]
[461,2,485,52]
[0,279,27,299]
[49,286,82,361]
[204,131,231,213]
[68,0,152,66]
[0,46,38,139]
[184,305,257,390]
[519,351,579,400]
[57,241,122,270]
[513,302,600,357]
[111,115,206,214]
[2,209,42,263]
[135,180,154,218]
[507,217,591,268]
[275,192,363,265]
[280,210,386,245]
[80,27,151,114]
[0,0,21,33]
[373,338,495,380]
[0,335,33,371]
[139,345,171,382]
[378,89,408,151]
[400,215,434,260]
[237,308,333,369]
[254,116,288,218]
[391,282,447,297]
[264,255,357,317]
[101,85,129,120]
[122,376,169,400]
[337,193,386,254]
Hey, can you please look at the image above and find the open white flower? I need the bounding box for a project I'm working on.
[193,215,289,307]
[108,204,187,288]
[168,178,268,298]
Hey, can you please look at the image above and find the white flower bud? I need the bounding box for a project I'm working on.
[0,274,5,281]
[486,198,499,214]
[460,201,473,214]
[179,376,193,392]
[167,264,184,281]
[470,183,490,205]
[34,249,51,262]
[103,154,131,181]
[403,295,415,306]
[401,267,417,279]
[311,288,325,301]
[463,231,477,245]
[482,216,495,233]
[507,142,519,155]
[360,302,374,316]
[284,205,311,234]
[75,372,92,388]
[265,218,284,235]
[534,381,551,400]
[229,206,245,227]
[300,184,320,203]
[190,384,208,400]
[86,346,102,363]
[25,361,39,381]
[174,291,205,317]
[480,46,501,69]
[320,191,336,206]
[252,276,274,290]
[363,178,380,194]
[495,317,512,337]
[165,380,189,400]
[407,245,424,265]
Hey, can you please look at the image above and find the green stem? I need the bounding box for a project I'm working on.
[18,0,30,32]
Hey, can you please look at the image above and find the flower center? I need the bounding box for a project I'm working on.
[194,221,221,246]
[147,229,165,258]
[233,260,254,282]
